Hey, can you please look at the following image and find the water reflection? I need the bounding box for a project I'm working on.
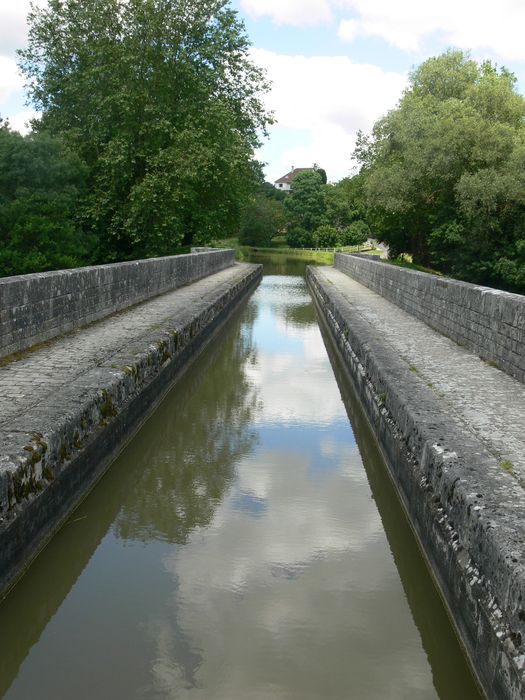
[0,271,481,700]
[316,313,482,699]
[0,301,258,699]
[114,303,259,544]
[147,278,443,700]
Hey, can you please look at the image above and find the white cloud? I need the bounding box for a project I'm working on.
[0,56,24,103]
[251,48,406,181]
[337,18,359,42]
[7,109,40,134]
[342,0,525,60]
[242,0,525,64]
[240,0,332,26]
[0,2,35,56]
[0,1,45,127]
[273,126,357,187]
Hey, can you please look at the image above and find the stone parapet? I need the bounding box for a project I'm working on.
[307,264,525,700]
[0,262,261,599]
[335,253,525,384]
[0,249,235,359]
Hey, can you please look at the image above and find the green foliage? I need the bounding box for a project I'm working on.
[315,224,338,247]
[284,170,326,235]
[283,169,373,249]
[324,175,367,230]
[314,165,327,184]
[356,49,525,292]
[286,226,316,248]
[341,220,370,246]
[19,0,272,262]
[261,181,287,201]
[239,193,286,246]
[0,122,88,277]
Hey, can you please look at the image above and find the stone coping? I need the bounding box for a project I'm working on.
[0,263,261,599]
[0,249,236,359]
[335,253,525,384]
[308,264,525,700]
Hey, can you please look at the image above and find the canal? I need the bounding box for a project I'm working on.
[0,257,481,699]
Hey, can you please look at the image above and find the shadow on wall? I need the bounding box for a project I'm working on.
[316,313,482,700]
[0,299,259,698]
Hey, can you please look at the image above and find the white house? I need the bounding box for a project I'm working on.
[273,166,312,191]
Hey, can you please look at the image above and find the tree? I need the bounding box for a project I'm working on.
[284,170,326,236]
[239,194,285,246]
[356,50,525,290]
[324,175,367,230]
[313,164,327,184]
[315,224,339,247]
[341,220,370,246]
[19,0,272,261]
[286,226,316,248]
[261,180,287,202]
[0,121,89,277]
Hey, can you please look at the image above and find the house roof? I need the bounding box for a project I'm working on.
[274,167,312,185]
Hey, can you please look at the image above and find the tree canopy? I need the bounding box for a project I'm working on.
[238,181,286,247]
[18,0,272,263]
[356,49,525,291]
[284,170,326,237]
[0,121,89,277]
[284,170,369,248]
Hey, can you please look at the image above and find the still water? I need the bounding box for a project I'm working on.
[0,258,481,699]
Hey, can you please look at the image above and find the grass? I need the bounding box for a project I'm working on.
[244,248,336,265]
[500,460,514,474]
[208,236,379,264]
[384,254,443,276]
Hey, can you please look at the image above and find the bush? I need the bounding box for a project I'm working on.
[315,224,339,247]
[239,196,285,247]
[341,220,370,246]
[286,226,317,248]
[0,124,89,277]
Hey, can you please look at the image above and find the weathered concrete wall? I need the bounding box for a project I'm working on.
[0,263,261,599]
[0,249,235,359]
[335,253,525,384]
[307,265,525,700]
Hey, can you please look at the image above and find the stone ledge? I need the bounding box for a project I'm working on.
[335,253,525,384]
[0,249,236,359]
[307,265,525,700]
[0,263,261,599]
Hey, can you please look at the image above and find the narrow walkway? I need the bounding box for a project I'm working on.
[315,266,525,483]
[0,264,252,431]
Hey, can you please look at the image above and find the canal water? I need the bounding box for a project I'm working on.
[0,257,481,699]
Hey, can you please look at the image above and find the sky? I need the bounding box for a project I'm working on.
[1,1,525,183]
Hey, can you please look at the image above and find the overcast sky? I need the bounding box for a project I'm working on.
[1,1,525,183]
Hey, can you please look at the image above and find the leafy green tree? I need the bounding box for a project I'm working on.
[286,226,316,248]
[261,180,287,202]
[0,121,88,277]
[315,224,339,247]
[313,164,327,184]
[239,195,285,246]
[284,170,326,235]
[19,0,272,261]
[324,174,367,230]
[341,220,370,246]
[356,50,525,290]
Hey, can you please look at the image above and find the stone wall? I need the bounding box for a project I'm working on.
[335,253,525,384]
[0,249,235,359]
[0,263,261,599]
[307,265,525,700]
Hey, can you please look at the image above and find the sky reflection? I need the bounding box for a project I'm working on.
[151,276,438,699]
[0,273,480,700]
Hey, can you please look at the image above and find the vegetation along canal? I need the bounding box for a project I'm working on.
[0,257,481,699]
